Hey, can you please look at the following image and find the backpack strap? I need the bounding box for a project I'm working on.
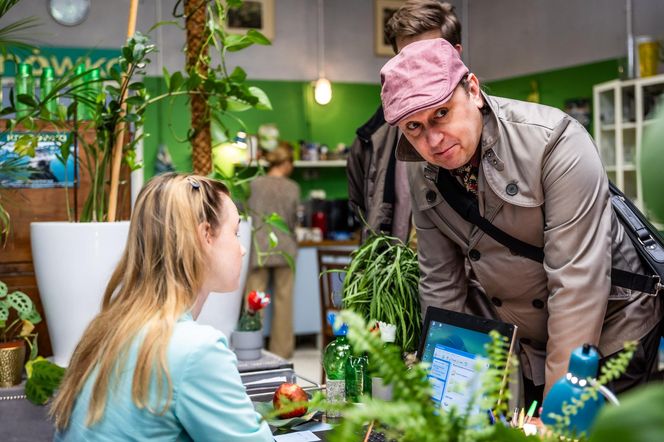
[425,165,661,295]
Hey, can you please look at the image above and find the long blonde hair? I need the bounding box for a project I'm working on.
[50,173,230,430]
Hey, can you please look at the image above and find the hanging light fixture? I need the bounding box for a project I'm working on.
[314,0,332,105]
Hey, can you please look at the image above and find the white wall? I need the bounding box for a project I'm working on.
[3,0,663,83]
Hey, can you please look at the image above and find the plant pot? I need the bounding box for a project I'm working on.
[0,340,26,387]
[231,329,263,361]
[196,217,252,339]
[30,221,130,367]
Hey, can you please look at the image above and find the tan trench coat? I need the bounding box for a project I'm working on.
[404,93,662,394]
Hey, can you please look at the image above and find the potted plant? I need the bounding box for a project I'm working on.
[231,289,270,360]
[0,279,40,387]
[290,310,639,442]
[340,233,421,352]
[0,0,273,366]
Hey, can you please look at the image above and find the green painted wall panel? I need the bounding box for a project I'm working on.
[143,59,623,200]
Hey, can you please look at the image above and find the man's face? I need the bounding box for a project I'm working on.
[397,74,484,170]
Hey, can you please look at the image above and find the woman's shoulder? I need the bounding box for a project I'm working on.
[171,317,229,350]
[168,318,234,367]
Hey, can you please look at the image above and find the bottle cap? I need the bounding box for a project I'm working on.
[17,63,32,77]
[378,321,396,343]
[84,67,100,81]
[41,67,54,81]
[327,312,348,336]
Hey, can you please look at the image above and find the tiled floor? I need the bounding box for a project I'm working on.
[290,339,323,388]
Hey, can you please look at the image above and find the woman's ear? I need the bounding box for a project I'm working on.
[197,222,212,246]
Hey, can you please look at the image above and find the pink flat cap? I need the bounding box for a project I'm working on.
[380,38,469,126]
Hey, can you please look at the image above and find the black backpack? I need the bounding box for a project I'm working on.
[426,164,664,296]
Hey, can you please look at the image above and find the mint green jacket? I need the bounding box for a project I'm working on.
[55,313,272,441]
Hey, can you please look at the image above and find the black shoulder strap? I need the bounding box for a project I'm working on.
[429,166,661,295]
[434,168,544,262]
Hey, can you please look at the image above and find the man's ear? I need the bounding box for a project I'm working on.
[467,73,483,109]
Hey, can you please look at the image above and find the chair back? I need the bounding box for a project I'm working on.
[316,247,353,351]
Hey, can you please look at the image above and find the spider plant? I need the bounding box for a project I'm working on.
[340,233,421,352]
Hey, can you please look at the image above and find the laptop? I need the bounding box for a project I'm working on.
[417,306,518,414]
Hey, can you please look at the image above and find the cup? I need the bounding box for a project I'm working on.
[636,36,662,78]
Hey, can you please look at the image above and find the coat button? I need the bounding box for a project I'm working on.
[532,299,545,309]
[506,182,519,196]
[426,190,437,203]
[469,249,481,261]
[491,297,502,307]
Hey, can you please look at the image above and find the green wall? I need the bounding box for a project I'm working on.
[143,58,623,199]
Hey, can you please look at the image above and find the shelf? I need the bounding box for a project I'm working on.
[600,123,636,131]
[242,159,347,168]
[294,160,346,168]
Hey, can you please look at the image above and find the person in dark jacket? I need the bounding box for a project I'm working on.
[347,0,463,244]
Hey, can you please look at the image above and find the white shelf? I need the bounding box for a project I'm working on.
[244,159,347,168]
[294,160,346,168]
[593,73,664,212]
[601,122,636,131]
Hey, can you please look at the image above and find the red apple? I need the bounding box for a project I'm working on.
[272,382,309,418]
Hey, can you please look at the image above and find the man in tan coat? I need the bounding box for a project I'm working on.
[380,38,662,404]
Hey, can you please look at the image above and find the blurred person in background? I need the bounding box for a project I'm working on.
[246,143,300,359]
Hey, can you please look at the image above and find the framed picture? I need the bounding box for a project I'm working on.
[226,0,274,40]
[374,0,404,57]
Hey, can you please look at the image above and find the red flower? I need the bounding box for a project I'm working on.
[247,290,270,313]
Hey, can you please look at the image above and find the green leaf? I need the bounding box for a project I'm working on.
[225,97,252,112]
[169,71,185,92]
[229,66,247,83]
[246,29,271,45]
[128,81,145,91]
[25,360,66,405]
[224,34,253,52]
[14,134,37,157]
[589,385,664,442]
[264,213,290,233]
[162,66,171,91]
[268,231,278,249]
[16,93,37,107]
[248,86,272,110]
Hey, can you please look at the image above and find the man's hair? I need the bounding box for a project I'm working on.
[385,1,461,53]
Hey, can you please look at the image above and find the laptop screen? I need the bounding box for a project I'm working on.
[417,307,517,415]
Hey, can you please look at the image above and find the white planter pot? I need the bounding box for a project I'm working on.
[230,329,263,361]
[30,221,130,367]
[196,217,252,339]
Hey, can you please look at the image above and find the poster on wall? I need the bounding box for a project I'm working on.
[0,132,76,188]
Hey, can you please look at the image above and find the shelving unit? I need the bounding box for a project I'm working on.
[253,159,347,168]
[593,73,664,210]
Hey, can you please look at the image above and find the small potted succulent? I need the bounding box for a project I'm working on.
[0,280,41,387]
[231,290,270,361]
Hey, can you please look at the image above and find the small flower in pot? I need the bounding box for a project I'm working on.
[237,290,271,332]
[232,290,271,361]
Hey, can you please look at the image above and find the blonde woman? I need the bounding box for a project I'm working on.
[51,173,272,441]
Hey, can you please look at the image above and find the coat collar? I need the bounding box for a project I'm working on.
[414,93,545,210]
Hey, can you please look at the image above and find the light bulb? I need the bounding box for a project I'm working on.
[314,77,332,105]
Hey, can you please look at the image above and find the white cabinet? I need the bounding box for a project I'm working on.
[593,73,664,210]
